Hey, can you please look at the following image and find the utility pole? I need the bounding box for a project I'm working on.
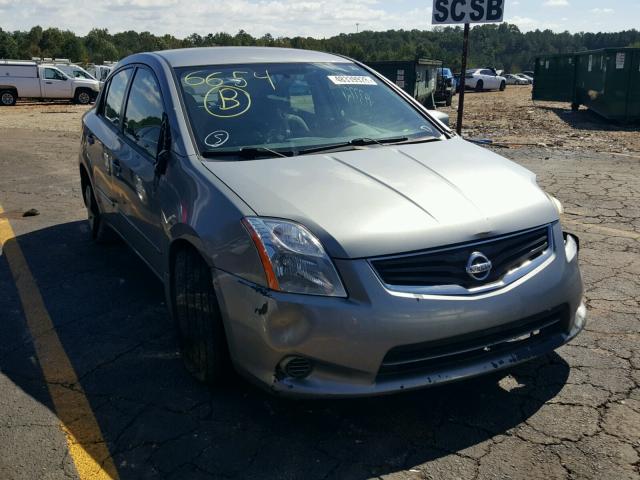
[456,23,470,136]
[356,23,360,33]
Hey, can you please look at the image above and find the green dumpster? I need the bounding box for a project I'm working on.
[365,59,442,109]
[532,53,576,102]
[533,48,640,122]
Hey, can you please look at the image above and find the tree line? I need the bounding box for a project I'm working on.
[1,24,639,72]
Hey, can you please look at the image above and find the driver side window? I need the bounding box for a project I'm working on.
[44,68,65,80]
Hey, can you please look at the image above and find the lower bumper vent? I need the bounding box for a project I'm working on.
[279,356,313,379]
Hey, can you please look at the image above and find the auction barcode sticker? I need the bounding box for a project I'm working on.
[328,76,377,85]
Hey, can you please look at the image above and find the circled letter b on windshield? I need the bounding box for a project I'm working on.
[219,88,241,111]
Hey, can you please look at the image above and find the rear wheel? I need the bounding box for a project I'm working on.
[1,90,17,106]
[475,80,484,92]
[172,248,229,384]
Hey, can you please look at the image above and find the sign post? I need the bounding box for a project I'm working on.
[456,23,470,135]
[432,0,505,135]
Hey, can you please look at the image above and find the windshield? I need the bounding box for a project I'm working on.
[175,62,442,157]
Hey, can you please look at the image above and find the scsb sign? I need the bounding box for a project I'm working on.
[432,0,505,24]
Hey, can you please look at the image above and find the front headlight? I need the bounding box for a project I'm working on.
[242,217,347,297]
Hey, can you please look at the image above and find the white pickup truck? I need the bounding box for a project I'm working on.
[0,61,100,106]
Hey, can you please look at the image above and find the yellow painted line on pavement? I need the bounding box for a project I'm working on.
[0,205,119,480]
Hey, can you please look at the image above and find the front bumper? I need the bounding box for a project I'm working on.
[213,224,584,398]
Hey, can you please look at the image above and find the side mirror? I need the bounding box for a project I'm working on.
[431,111,450,127]
[155,113,171,177]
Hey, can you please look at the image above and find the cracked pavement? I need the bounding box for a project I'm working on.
[0,109,639,479]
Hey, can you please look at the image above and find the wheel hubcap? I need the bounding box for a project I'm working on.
[1,93,13,105]
[79,92,90,104]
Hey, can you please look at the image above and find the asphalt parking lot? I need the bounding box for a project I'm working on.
[0,102,639,479]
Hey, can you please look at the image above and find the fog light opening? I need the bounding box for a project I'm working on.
[563,232,579,263]
[279,356,313,379]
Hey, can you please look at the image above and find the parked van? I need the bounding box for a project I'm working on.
[86,63,116,84]
[0,60,100,105]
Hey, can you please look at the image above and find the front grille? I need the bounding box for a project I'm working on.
[371,225,551,289]
[377,305,569,379]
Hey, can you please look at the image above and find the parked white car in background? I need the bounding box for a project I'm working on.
[516,74,533,84]
[0,60,100,105]
[465,68,507,92]
[504,74,528,85]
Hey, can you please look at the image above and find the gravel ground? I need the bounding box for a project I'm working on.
[0,101,89,132]
[0,100,638,480]
[443,86,640,154]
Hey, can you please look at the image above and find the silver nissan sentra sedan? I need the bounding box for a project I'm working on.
[79,47,585,397]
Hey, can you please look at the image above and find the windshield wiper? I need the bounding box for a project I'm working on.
[201,136,413,159]
[394,136,442,146]
[295,136,409,156]
[201,146,290,160]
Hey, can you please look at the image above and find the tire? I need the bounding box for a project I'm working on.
[571,103,580,112]
[475,80,484,92]
[499,81,506,91]
[445,92,453,107]
[1,90,17,106]
[83,181,113,242]
[74,89,92,105]
[173,248,229,384]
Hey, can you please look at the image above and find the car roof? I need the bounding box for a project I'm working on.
[153,46,349,68]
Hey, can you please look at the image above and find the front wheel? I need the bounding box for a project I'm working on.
[499,81,506,91]
[475,80,484,92]
[1,90,17,106]
[83,182,113,242]
[445,92,453,106]
[74,89,92,105]
[173,248,229,384]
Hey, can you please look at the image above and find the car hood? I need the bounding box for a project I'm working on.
[73,79,100,88]
[203,137,558,259]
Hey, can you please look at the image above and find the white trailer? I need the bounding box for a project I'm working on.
[0,60,100,106]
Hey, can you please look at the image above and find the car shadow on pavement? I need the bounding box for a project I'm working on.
[536,104,640,131]
[1,220,571,479]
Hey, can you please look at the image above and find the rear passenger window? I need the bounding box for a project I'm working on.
[123,68,164,158]
[103,69,132,127]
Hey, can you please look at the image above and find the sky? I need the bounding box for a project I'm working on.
[1,0,639,38]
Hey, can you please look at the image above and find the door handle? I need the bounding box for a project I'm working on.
[112,158,121,177]
[45,81,53,84]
